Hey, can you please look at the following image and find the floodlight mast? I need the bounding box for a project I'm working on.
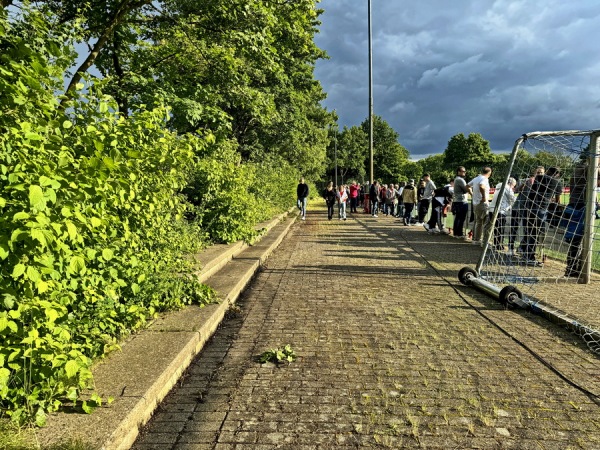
[368,0,374,184]
[334,133,338,188]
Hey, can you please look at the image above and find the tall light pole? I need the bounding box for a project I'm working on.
[368,0,374,184]
[334,133,338,187]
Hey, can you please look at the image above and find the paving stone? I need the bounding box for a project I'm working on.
[132,206,600,449]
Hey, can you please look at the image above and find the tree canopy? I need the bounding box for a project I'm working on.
[443,132,494,172]
[4,0,333,178]
[0,1,333,423]
[361,116,410,183]
[323,116,414,185]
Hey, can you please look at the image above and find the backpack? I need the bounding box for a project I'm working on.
[433,186,452,205]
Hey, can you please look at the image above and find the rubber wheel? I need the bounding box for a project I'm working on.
[499,285,522,306]
[458,267,477,286]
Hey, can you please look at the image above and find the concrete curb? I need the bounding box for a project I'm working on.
[195,208,293,284]
[35,209,298,450]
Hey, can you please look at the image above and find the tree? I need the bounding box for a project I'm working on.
[24,0,331,179]
[326,125,368,184]
[152,0,331,178]
[33,0,154,105]
[398,160,423,182]
[0,8,218,422]
[360,115,410,182]
[419,154,452,186]
[443,132,494,172]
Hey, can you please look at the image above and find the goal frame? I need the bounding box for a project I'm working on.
[476,130,600,285]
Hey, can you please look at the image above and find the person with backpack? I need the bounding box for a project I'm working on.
[424,185,453,234]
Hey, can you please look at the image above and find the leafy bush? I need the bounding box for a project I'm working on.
[0,7,304,424]
[250,155,299,215]
[0,12,214,424]
[185,148,298,244]
[184,141,261,243]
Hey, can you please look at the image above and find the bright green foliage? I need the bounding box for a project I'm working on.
[85,0,332,179]
[419,154,452,186]
[328,126,368,183]
[397,160,424,183]
[51,0,326,231]
[1,0,326,424]
[251,155,301,212]
[443,132,494,174]
[326,117,414,185]
[21,0,331,181]
[185,142,262,243]
[258,344,296,364]
[185,148,298,243]
[0,12,214,422]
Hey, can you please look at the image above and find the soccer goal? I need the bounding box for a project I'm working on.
[458,130,600,352]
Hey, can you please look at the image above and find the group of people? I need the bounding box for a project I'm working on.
[451,165,561,265]
[367,175,454,232]
[298,162,598,276]
[297,178,363,221]
[321,180,364,220]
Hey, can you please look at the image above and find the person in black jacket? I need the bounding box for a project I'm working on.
[297,177,309,220]
[322,181,336,220]
[369,181,380,217]
[424,185,453,234]
[523,167,563,264]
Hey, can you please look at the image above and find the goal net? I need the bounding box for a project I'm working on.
[461,130,600,352]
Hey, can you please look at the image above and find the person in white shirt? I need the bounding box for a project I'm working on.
[467,166,493,244]
[337,184,348,220]
[452,166,472,239]
[417,173,436,224]
[395,183,404,218]
[489,178,516,250]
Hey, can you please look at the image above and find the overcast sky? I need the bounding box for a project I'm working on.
[314,0,600,159]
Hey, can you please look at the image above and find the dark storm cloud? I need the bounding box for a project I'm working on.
[314,0,600,159]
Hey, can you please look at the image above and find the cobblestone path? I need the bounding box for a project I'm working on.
[133,205,600,449]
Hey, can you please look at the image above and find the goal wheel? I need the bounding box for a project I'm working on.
[458,267,477,286]
[499,285,522,306]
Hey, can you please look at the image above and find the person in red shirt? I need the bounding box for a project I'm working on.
[380,184,387,215]
[349,181,359,213]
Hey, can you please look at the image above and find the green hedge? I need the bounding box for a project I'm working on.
[186,148,298,244]
[0,10,302,425]
[0,16,215,424]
